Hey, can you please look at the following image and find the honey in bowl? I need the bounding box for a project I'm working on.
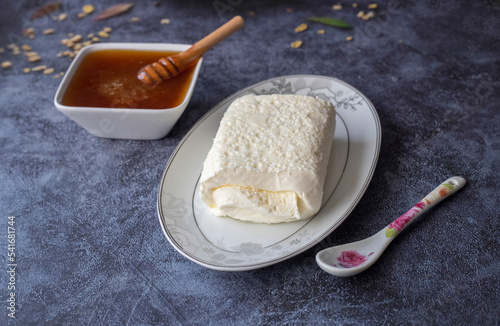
[61,49,199,109]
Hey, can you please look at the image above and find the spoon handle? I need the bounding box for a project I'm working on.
[384,176,466,238]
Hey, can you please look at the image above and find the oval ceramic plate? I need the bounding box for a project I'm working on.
[157,75,381,271]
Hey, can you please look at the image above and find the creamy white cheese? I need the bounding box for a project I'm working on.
[199,94,336,223]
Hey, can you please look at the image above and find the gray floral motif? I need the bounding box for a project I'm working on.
[253,78,364,111]
[169,225,200,254]
[252,79,293,95]
[162,193,187,219]
[295,85,365,112]
[161,192,203,254]
[211,253,227,261]
[329,91,364,111]
[203,247,215,254]
[238,242,265,256]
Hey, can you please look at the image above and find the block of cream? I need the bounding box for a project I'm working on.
[199,94,336,223]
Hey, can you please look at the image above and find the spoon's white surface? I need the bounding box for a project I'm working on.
[316,176,467,277]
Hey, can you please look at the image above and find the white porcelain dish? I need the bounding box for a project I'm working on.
[157,75,381,271]
[54,43,203,140]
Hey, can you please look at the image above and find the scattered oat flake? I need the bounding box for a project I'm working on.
[352,3,358,8]
[23,28,35,38]
[103,27,112,33]
[78,12,86,19]
[60,72,64,75]
[368,3,378,9]
[357,11,365,18]
[317,29,325,34]
[332,4,342,10]
[94,3,135,21]
[9,44,21,55]
[43,28,55,35]
[21,44,32,51]
[83,5,95,14]
[83,41,92,46]
[0,48,4,53]
[28,56,41,62]
[362,11,375,20]
[54,74,60,78]
[24,68,31,73]
[87,33,94,38]
[160,18,170,24]
[44,68,54,75]
[98,31,109,38]
[130,17,140,22]
[91,37,100,42]
[291,40,303,48]
[1,61,12,69]
[25,51,38,57]
[70,35,83,43]
[294,23,308,33]
[32,65,47,72]
[346,36,353,41]
[59,13,67,20]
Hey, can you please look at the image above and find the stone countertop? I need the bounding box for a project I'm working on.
[1,1,499,325]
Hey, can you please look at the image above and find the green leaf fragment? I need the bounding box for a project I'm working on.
[385,227,399,238]
[307,17,352,29]
[443,183,454,190]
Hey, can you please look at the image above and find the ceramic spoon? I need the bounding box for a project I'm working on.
[316,176,466,277]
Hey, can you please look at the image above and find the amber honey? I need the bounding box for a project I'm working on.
[61,49,199,109]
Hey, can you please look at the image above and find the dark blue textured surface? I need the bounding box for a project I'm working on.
[1,1,499,325]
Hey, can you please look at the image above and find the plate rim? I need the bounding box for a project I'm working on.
[157,74,381,271]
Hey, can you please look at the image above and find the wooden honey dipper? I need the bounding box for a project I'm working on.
[138,16,244,85]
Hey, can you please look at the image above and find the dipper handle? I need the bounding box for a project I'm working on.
[138,16,244,85]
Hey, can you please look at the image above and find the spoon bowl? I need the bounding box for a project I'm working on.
[316,176,466,277]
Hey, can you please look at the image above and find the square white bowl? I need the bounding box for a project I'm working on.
[54,43,203,140]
